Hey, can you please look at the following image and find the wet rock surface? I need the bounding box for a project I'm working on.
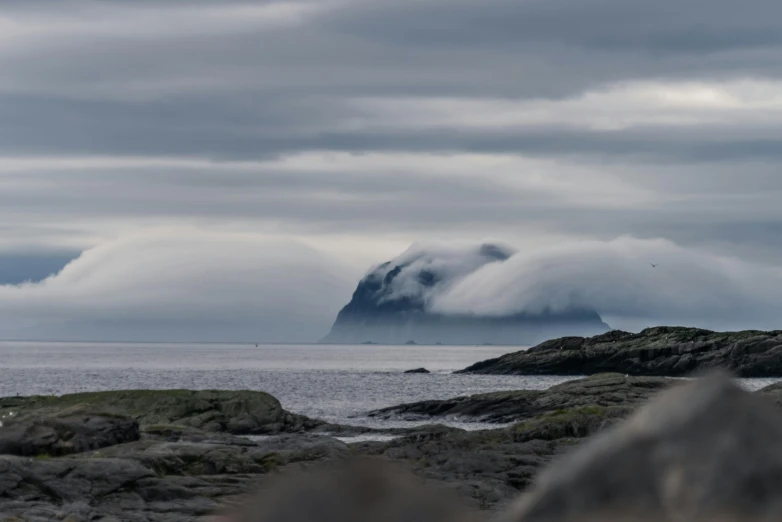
[459,326,782,377]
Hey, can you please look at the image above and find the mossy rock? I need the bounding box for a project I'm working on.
[0,389,319,435]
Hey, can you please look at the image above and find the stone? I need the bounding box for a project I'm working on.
[506,372,782,522]
[404,368,431,374]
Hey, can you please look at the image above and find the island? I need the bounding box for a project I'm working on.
[321,243,609,345]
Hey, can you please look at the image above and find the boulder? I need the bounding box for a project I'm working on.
[506,372,782,522]
[404,368,431,374]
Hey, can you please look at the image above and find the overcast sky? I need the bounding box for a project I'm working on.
[3,0,782,341]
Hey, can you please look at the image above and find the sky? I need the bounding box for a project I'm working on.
[3,0,782,341]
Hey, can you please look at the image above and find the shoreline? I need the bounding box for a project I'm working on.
[3,372,782,519]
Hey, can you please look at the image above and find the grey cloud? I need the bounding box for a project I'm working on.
[0,230,355,342]
[2,0,782,339]
[2,0,782,164]
[429,237,782,332]
[328,0,782,54]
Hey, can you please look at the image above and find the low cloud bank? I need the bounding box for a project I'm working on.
[429,237,782,332]
[0,233,779,342]
[368,237,782,333]
[0,229,355,342]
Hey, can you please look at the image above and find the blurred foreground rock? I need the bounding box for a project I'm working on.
[218,460,479,522]
[508,372,782,522]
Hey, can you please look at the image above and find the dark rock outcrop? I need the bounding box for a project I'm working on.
[0,414,140,457]
[404,367,431,374]
[459,326,782,377]
[369,373,674,423]
[321,244,609,345]
[506,373,782,522]
[0,389,323,435]
[0,434,350,522]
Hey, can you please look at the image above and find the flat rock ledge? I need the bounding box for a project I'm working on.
[459,326,782,377]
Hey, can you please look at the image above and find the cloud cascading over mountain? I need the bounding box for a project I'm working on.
[322,240,610,345]
[324,237,782,345]
[1,233,782,343]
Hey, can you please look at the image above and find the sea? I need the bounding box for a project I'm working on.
[2,342,780,431]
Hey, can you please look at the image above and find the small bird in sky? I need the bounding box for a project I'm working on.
[650,263,658,268]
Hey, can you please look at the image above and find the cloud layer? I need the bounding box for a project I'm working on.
[429,237,782,332]
[2,0,782,337]
[0,230,354,342]
[2,234,782,341]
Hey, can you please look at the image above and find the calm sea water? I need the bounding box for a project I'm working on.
[1,342,779,430]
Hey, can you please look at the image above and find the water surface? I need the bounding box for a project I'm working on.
[1,342,777,429]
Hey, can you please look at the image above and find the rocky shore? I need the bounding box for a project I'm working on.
[459,326,782,377]
[4,372,782,520]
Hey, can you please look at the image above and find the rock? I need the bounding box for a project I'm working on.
[220,459,480,522]
[0,433,352,521]
[370,373,674,423]
[459,326,782,377]
[360,375,676,511]
[320,243,609,345]
[506,372,782,522]
[0,414,140,457]
[404,367,431,374]
[0,389,324,435]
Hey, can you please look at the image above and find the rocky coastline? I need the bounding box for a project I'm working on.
[459,326,782,377]
[5,350,782,519]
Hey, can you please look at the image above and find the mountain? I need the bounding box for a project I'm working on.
[321,242,610,345]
